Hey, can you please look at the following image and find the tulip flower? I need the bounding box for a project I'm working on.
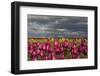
[42,44,46,51]
[32,51,36,56]
[40,51,44,57]
[36,49,41,55]
[28,38,88,60]
[63,40,68,48]
[52,55,56,60]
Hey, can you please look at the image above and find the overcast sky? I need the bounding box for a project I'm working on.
[28,14,88,38]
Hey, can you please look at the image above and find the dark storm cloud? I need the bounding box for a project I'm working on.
[28,14,88,38]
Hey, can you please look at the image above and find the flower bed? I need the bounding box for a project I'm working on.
[28,38,88,61]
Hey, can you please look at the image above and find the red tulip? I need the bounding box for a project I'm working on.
[40,51,44,57]
[36,42,40,47]
[52,55,56,60]
[51,52,56,60]
[72,48,78,54]
[33,43,37,47]
[71,44,78,54]
[63,40,68,48]
[28,44,33,50]
[28,50,33,54]
[38,43,43,50]
[51,52,55,56]
[55,48,60,53]
[46,45,51,52]
[44,56,48,60]
[54,40,60,48]
[32,51,36,56]
[60,47,64,52]
[49,47,53,52]
[36,49,41,55]
[42,44,46,51]
[79,45,87,53]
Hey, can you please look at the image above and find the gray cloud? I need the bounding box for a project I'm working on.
[28,14,88,38]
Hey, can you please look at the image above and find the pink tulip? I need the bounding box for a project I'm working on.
[36,49,41,55]
[40,51,44,57]
[55,48,60,53]
[36,42,40,46]
[54,40,60,48]
[52,55,56,60]
[46,45,51,52]
[72,48,78,54]
[49,48,53,52]
[44,56,48,60]
[28,44,33,51]
[42,44,46,51]
[63,40,68,48]
[33,43,37,47]
[32,51,36,56]
[38,43,43,50]
[60,47,64,52]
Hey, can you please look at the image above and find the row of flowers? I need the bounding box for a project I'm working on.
[28,38,88,61]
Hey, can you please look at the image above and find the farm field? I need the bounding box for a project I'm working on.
[28,38,88,61]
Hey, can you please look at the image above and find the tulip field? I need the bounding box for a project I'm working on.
[28,38,88,61]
